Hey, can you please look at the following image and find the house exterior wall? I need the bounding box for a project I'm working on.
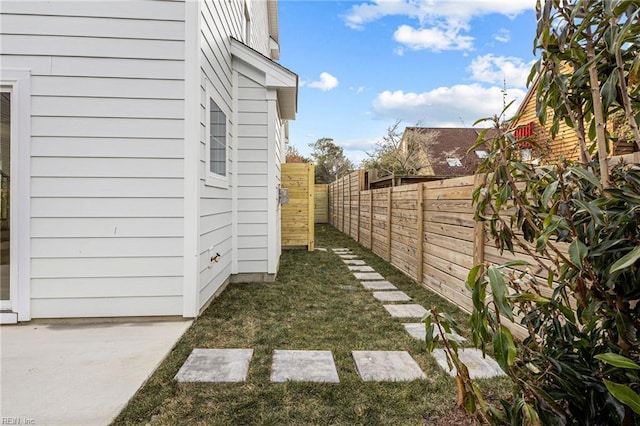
[511,83,581,163]
[0,0,187,318]
[196,0,290,307]
[0,0,294,320]
[236,73,270,273]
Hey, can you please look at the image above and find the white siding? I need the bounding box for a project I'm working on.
[198,0,239,306]
[236,75,269,273]
[0,0,186,317]
[197,0,273,306]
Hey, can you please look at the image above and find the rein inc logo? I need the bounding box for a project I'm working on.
[1,418,35,425]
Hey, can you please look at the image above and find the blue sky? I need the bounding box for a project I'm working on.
[277,0,538,164]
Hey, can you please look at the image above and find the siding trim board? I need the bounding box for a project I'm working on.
[183,0,201,317]
[1,68,32,321]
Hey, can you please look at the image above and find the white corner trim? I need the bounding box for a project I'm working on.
[231,69,239,275]
[266,89,278,274]
[1,68,32,322]
[183,0,201,318]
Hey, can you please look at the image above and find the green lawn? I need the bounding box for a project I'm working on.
[113,224,511,425]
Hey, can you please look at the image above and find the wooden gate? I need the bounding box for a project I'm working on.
[281,163,315,250]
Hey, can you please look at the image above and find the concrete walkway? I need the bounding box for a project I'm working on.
[1,319,191,426]
[174,248,505,385]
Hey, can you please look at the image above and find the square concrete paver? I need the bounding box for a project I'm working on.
[383,304,427,318]
[432,348,504,379]
[403,323,467,342]
[348,265,375,272]
[353,272,385,280]
[175,348,253,382]
[352,351,426,381]
[361,281,397,290]
[339,254,358,259]
[271,350,339,383]
[342,259,366,265]
[373,291,411,302]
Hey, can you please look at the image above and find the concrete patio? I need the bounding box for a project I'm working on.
[0,319,191,425]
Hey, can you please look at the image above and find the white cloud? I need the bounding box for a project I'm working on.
[394,24,473,52]
[494,28,511,43]
[344,0,535,30]
[468,54,534,88]
[349,86,366,94]
[307,72,339,91]
[393,46,405,56]
[372,84,527,126]
[344,0,534,51]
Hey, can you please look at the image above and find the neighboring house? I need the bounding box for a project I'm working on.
[400,127,490,178]
[0,0,297,323]
[509,74,638,163]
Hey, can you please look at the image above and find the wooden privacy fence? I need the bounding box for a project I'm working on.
[314,184,328,223]
[329,171,546,338]
[281,163,314,251]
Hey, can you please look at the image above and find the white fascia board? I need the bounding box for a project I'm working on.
[230,38,297,119]
[230,38,295,88]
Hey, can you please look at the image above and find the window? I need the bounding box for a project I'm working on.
[209,98,226,176]
[204,80,229,188]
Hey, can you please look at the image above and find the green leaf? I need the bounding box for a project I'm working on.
[601,71,619,110]
[488,266,514,321]
[510,293,550,303]
[604,380,640,414]
[569,166,603,190]
[493,325,516,371]
[569,240,588,269]
[541,180,559,207]
[596,353,640,370]
[610,246,640,273]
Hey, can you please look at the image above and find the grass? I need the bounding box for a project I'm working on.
[113,224,512,425]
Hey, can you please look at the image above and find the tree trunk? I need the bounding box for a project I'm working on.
[585,27,610,188]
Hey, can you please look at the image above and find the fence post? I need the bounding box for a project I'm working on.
[357,170,363,242]
[369,190,373,250]
[387,186,392,262]
[473,173,486,268]
[348,173,352,237]
[416,183,424,283]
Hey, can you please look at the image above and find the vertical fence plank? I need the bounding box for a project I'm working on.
[416,183,424,283]
[386,187,392,262]
[369,191,373,250]
[348,173,352,237]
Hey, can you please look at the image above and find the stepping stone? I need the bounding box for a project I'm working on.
[383,304,427,318]
[373,291,411,302]
[353,272,384,280]
[315,247,328,252]
[332,248,351,252]
[271,350,339,383]
[342,259,366,265]
[403,323,467,342]
[175,348,253,382]
[352,351,426,381]
[339,254,358,259]
[341,286,359,291]
[432,348,504,379]
[348,265,375,272]
[361,281,397,290]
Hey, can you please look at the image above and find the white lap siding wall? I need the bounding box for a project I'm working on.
[0,1,186,318]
